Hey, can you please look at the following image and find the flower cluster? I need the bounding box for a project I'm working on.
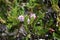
[18,13,36,24]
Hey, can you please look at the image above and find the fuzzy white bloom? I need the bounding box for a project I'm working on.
[18,15,24,22]
[27,18,30,24]
[39,39,45,40]
[30,13,36,19]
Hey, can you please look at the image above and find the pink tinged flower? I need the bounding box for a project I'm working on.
[18,15,24,22]
[49,28,55,32]
[30,13,36,19]
[27,18,30,24]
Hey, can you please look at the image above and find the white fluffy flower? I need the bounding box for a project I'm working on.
[30,13,36,19]
[39,39,45,40]
[18,15,24,22]
[27,18,30,24]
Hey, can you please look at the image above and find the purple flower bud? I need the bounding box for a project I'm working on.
[30,13,36,19]
[18,15,24,22]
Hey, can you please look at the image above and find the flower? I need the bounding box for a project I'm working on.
[49,28,55,33]
[27,18,30,24]
[39,39,45,40]
[30,13,36,19]
[18,15,24,22]
[50,28,55,31]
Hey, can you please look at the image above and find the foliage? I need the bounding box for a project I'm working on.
[0,0,60,40]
